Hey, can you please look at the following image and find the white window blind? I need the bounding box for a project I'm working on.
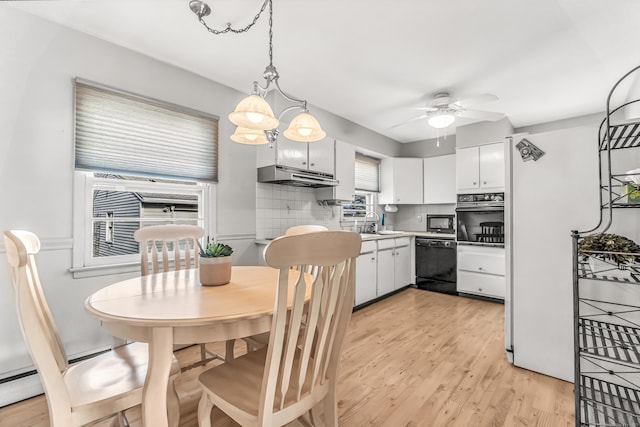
[74,79,219,182]
[355,153,380,192]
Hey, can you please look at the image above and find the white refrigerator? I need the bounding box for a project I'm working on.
[505,126,600,382]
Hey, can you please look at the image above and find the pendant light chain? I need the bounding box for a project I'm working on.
[196,0,270,35]
[268,0,273,67]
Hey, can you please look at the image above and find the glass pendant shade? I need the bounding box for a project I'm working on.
[283,112,326,142]
[230,126,268,145]
[428,114,455,129]
[228,94,280,130]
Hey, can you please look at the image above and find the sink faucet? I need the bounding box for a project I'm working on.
[362,211,380,234]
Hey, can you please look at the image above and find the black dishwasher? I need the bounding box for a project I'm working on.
[415,237,457,295]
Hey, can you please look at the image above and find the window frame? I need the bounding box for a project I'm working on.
[341,191,378,222]
[71,171,215,277]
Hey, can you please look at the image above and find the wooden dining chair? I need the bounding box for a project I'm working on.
[134,224,233,367]
[3,230,181,427]
[197,230,361,427]
[284,224,328,236]
[241,224,330,355]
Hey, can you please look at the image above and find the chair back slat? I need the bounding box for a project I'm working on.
[261,231,361,419]
[134,225,204,276]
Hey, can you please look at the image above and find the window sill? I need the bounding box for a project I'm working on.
[70,262,141,279]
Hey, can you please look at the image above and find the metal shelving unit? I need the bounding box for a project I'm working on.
[572,64,640,427]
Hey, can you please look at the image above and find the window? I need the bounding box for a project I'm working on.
[342,154,380,221]
[341,192,377,221]
[72,79,218,276]
[354,153,380,192]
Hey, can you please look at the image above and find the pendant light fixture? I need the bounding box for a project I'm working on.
[189,0,325,146]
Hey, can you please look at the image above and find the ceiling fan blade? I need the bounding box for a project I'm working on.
[389,113,429,129]
[451,93,498,109]
[409,106,439,112]
[457,109,505,121]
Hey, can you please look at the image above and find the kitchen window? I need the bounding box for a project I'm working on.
[342,153,380,221]
[71,79,218,277]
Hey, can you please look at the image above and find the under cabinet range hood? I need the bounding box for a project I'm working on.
[257,165,339,188]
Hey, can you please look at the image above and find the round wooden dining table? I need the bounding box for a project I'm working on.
[85,265,308,427]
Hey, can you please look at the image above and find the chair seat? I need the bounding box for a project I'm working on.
[64,342,180,411]
[199,347,324,417]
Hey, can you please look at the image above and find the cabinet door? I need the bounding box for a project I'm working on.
[456,147,480,192]
[479,142,505,190]
[307,137,334,175]
[334,140,355,201]
[378,158,395,205]
[376,248,395,296]
[276,138,307,170]
[394,158,423,204]
[355,251,377,306]
[423,154,456,204]
[393,244,412,289]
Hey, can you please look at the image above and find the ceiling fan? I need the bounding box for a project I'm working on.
[391,92,505,130]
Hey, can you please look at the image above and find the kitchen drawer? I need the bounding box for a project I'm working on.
[457,247,505,276]
[457,270,505,299]
[360,240,377,254]
[394,237,410,248]
[377,238,396,250]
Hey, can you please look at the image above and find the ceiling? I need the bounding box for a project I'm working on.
[6,0,640,143]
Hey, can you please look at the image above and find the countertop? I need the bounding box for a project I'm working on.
[255,231,455,245]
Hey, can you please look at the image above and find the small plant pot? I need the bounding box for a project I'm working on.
[199,256,232,286]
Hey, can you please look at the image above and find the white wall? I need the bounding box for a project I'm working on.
[0,6,400,406]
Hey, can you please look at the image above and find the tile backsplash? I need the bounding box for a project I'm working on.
[256,183,340,239]
[393,204,456,231]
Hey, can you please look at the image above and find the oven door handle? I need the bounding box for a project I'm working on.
[455,206,504,212]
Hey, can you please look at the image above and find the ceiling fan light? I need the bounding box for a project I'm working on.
[228,94,280,130]
[230,126,269,145]
[428,114,455,129]
[283,112,326,142]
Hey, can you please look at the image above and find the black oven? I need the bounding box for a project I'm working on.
[455,193,504,247]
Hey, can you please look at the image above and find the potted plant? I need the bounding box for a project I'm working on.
[198,240,234,286]
[578,233,640,270]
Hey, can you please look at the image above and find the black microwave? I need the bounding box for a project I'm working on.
[426,215,455,234]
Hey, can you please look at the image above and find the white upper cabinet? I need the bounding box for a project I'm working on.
[316,139,355,202]
[258,136,335,175]
[423,154,456,204]
[379,158,423,204]
[307,137,335,175]
[275,138,307,170]
[456,142,504,193]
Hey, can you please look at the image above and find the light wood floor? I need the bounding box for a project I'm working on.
[0,288,575,427]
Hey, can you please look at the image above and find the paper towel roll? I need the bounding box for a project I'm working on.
[384,204,398,213]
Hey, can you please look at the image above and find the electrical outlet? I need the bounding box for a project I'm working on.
[417,215,422,222]
[323,215,330,223]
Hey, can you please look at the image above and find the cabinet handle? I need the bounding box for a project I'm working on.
[483,181,487,185]
[473,182,477,185]
[302,161,307,165]
[478,267,484,271]
[371,257,375,261]
[310,163,315,166]
[478,288,483,292]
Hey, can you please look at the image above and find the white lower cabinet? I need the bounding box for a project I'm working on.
[456,245,505,299]
[354,237,413,307]
[355,242,377,306]
[376,247,395,296]
[376,237,412,297]
[393,242,411,290]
